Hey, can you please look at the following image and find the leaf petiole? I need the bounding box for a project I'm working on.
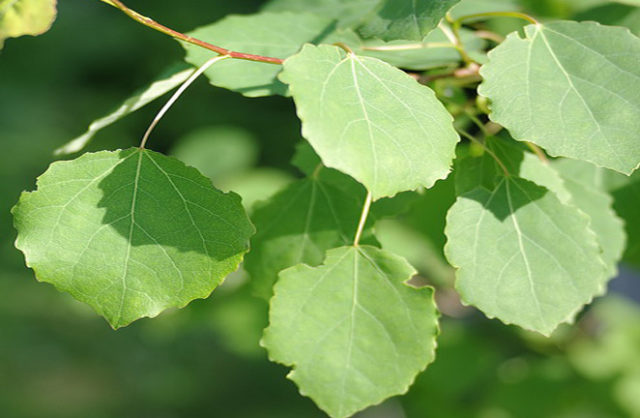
[140,55,230,149]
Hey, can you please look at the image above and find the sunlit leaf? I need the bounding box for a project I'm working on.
[263,245,438,418]
[479,21,640,174]
[12,149,254,328]
[445,175,607,335]
[280,44,459,199]
[0,0,57,48]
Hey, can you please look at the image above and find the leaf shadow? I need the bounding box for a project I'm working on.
[97,148,251,260]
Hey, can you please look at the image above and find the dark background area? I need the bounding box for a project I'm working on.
[1,1,639,417]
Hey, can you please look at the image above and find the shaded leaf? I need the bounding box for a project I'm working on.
[261,0,379,29]
[444,175,607,335]
[12,149,254,328]
[479,21,640,174]
[280,44,459,199]
[359,0,461,41]
[183,12,335,97]
[262,245,438,418]
[245,168,373,299]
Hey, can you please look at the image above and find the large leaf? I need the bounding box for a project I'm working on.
[261,0,379,28]
[457,138,625,281]
[183,12,334,97]
[280,44,459,199]
[444,176,607,335]
[262,245,438,418]
[479,21,640,174]
[359,0,461,41]
[245,167,374,299]
[12,149,254,328]
[55,64,195,155]
[0,0,56,48]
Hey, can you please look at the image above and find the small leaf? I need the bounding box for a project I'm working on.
[12,149,254,328]
[0,0,57,48]
[55,64,195,155]
[262,245,438,418]
[183,12,335,97]
[479,21,640,174]
[280,44,459,199]
[445,176,607,335]
[245,168,374,299]
[360,0,461,41]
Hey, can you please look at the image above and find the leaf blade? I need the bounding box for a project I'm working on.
[262,245,438,418]
[479,21,640,174]
[13,149,254,328]
[445,176,607,335]
[280,44,459,199]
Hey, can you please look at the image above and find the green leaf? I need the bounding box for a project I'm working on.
[479,21,640,174]
[169,125,258,182]
[607,170,640,266]
[183,12,334,97]
[261,0,379,28]
[55,64,195,155]
[444,176,607,335]
[12,149,254,328]
[448,0,520,20]
[245,168,373,299]
[553,159,626,279]
[262,245,438,418]
[280,44,459,199]
[457,137,625,282]
[359,0,461,41]
[0,0,57,48]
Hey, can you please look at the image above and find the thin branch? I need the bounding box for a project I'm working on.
[353,191,373,247]
[103,0,283,65]
[140,55,230,149]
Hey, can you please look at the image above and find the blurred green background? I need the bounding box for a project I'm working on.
[1,1,640,417]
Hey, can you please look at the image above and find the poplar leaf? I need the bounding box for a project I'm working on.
[445,176,607,335]
[0,0,57,48]
[261,0,379,28]
[280,44,459,199]
[262,245,438,418]
[479,21,640,174]
[245,168,375,299]
[360,0,461,41]
[183,12,334,97]
[12,149,254,328]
